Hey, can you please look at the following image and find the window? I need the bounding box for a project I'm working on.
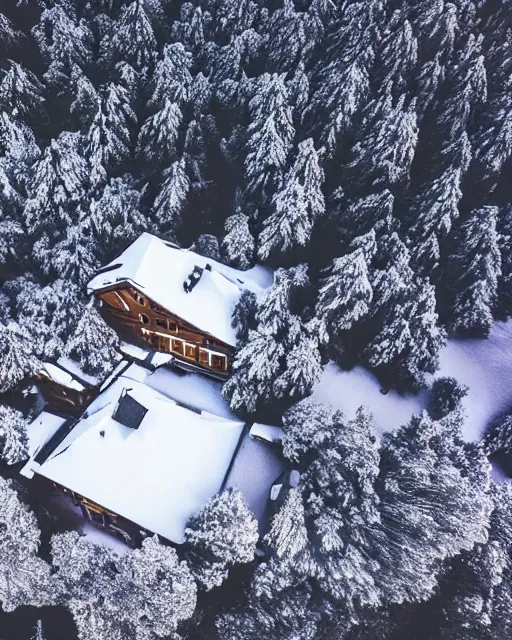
[139,313,149,324]
[168,321,178,333]
[172,339,184,355]
[155,318,167,328]
[199,348,210,366]
[212,354,227,372]
[184,343,196,359]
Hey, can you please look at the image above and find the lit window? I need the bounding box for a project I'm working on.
[212,354,227,371]
[199,348,210,365]
[184,343,196,359]
[172,339,184,355]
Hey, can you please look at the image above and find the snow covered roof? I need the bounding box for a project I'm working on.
[87,233,266,347]
[21,370,246,543]
[39,363,86,391]
[250,423,284,444]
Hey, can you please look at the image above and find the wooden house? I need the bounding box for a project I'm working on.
[21,362,248,546]
[87,233,263,379]
[35,362,97,415]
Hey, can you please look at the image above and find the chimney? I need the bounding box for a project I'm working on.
[183,265,204,293]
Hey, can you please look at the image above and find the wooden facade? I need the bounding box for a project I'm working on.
[96,284,234,379]
[35,371,96,415]
[43,476,153,547]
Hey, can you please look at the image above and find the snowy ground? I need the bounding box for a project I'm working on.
[312,319,512,443]
[225,435,284,533]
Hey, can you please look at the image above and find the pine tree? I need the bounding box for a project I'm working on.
[49,221,100,288]
[33,4,93,88]
[305,2,375,157]
[0,477,53,612]
[258,138,324,262]
[409,167,463,277]
[0,14,23,55]
[184,489,258,590]
[136,100,182,167]
[24,132,88,238]
[195,234,220,262]
[364,278,445,390]
[65,301,120,377]
[338,190,394,242]
[244,73,294,211]
[151,158,190,238]
[103,0,157,73]
[316,239,375,335]
[444,206,502,336]
[0,322,41,394]
[375,410,492,605]
[426,483,512,640]
[496,206,512,319]
[0,405,29,465]
[222,327,285,414]
[148,43,193,109]
[221,213,255,270]
[111,535,197,638]
[347,93,418,192]
[231,289,258,344]
[14,278,82,362]
[88,175,145,262]
[281,397,339,463]
[86,83,136,187]
[0,61,45,125]
[265,0,315,73]
[255,488,311,595]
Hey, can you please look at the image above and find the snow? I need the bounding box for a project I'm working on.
[87,232,266,346]
[225,434,285,530]
[312,319,512,443]
[25,411,68,457]
[250,423,284,444]
[119,342,150,362]
[56,355,102,386]
[39,363,85,391]
[25,375,245,544]
[143,365,237,419]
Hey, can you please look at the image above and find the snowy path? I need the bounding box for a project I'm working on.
[313,319,512,442]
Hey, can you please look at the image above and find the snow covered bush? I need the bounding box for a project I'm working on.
[428,376,469,419]
[184,489,258,591]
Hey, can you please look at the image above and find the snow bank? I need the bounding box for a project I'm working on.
[313,319,512,442]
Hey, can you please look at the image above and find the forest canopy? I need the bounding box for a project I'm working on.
[0,0,512,639]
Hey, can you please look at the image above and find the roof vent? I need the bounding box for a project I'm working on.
[183,265,204,293]
[112,389,148,429]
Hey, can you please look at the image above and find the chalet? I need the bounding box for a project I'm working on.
[87,233,263,380]
[21,361,249,545]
